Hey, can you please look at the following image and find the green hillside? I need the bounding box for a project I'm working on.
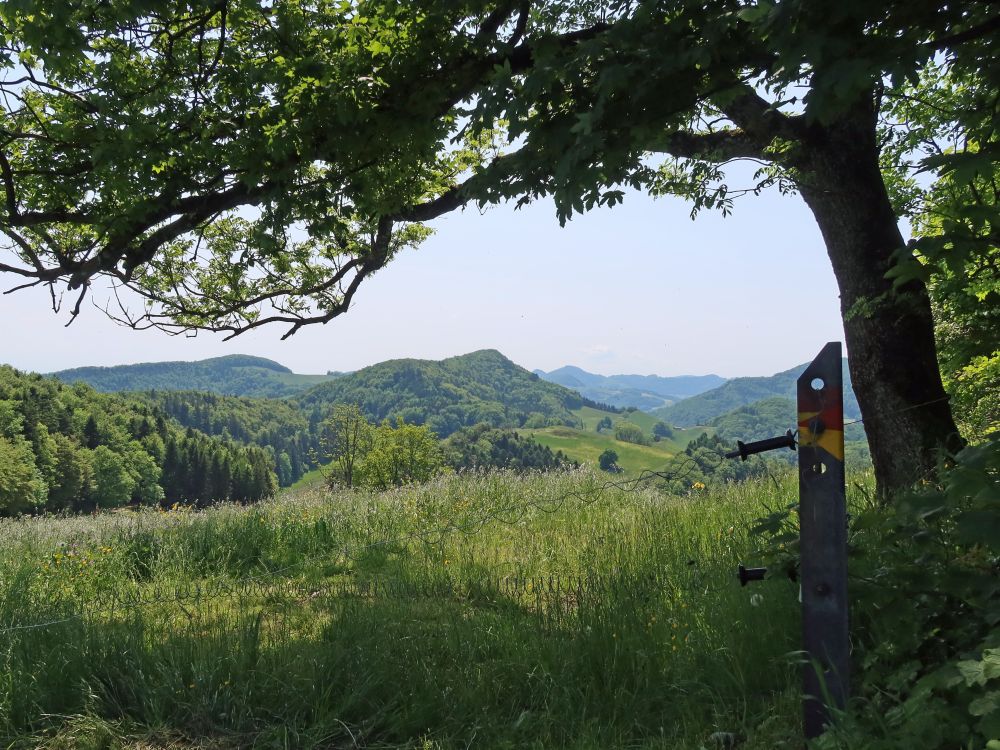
[525,406,710,476]
[52,354,338,398]
[296,349,597,437]
[0,366,276,514]
[653,358,859,427]
[708,396,799,442]
[528,427,670,475]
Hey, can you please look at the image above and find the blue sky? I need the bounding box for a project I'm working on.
[0,164,845,378]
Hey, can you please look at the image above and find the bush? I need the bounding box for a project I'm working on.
[359,420,443,490]
[652,421,673,440]
[614,422,649,446]
[757,436,1000,748]
[598,449,620,473]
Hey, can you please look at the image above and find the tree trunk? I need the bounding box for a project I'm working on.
[795,102,963,499]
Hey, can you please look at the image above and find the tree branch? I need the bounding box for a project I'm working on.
[931,12,1000,50]
[646,128,766,161]
[715,84,804,145]
[0,150,17,218]
[110,217,396,340]
[475,2,520,45]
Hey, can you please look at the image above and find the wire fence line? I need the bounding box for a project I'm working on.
[0,394,954,641]
[222,454,709,583]
[0,454,717,637]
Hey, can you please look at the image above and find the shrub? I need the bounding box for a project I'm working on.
[598,449,620,473]
[757,436,1000,748]
[614,422,649,446]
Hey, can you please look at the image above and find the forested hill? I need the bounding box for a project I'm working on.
[652,359,859,427]
[534,366,726,411]
[143,390,321,488]
[52,354,337,398]
[0,366,276,515]
[297,350,594,436]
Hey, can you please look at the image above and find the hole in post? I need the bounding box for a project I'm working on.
[810,377,825,391]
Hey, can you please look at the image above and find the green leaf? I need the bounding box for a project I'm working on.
[736,2,774,23]
[978,710,1000,741]
[970,692,1000,717]
[959,659,987,687]
[984,650,1000,681]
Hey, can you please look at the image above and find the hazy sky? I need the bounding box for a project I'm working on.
[0,164,845,378]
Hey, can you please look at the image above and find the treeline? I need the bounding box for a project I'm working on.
[442,424,577,472]
[41,351,611,494]
[674,433,772,489]
[137,351,597,490]
[654,428,870,493]
[0,367,276,515]
[144,390,323,487]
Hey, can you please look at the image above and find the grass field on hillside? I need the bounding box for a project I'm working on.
[531,408,712,476]
[573,406,712,436]
[289,464,329,490]
[529,426,677,475]
[0,470,817,749]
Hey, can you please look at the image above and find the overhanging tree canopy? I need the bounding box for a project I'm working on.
[0,0,996,496]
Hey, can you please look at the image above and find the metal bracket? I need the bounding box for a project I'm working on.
[737,563,767,586]
[724,429,797,461]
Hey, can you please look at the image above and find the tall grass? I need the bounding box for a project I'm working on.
[0,469,828,748]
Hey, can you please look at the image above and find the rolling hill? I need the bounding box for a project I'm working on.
[534,366,726,410]
[652,359,860,427]
[52,354,338,398]
[296,349,598,437]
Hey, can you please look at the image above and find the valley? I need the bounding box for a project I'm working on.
[0,348,868,513]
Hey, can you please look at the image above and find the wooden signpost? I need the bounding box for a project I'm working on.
[729,341,850,739]
[796,342,850,738]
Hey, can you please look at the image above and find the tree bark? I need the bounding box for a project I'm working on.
[794,101,964,499]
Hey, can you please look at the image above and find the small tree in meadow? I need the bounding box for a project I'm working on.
[322,404,373,489]
[361,419,443,490]
[614,422,649,446]
[598,449,620,473]
[652,422,674,441]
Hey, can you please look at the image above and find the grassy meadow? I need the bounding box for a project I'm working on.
[0,469,826,749]
[527,407,711,476]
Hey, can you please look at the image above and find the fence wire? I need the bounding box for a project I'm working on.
[0,452,717,637]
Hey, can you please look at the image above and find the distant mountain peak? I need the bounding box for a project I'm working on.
[534,365,727,411]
